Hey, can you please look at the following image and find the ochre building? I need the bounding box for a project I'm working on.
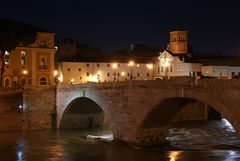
[2,32,55,87]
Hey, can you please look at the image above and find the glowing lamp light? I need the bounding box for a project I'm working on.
[58,74,63,82]
[70,78,75,84]
[22,70,28,75]
[54,70,58,77]
[121,72,125,76]
[4,51,9,55]
[97,71,101,75]
[147,64,153,69]
[128,61,134,66]
[112,63,117,69]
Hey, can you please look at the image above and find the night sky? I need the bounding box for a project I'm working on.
[0,0,240,55]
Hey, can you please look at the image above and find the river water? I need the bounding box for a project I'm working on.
[0,119,240,161]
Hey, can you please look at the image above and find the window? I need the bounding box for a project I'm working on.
[107,73,110,77]
[4,51,10,65]
[40,77,47,85]
[137,73,140,77]
[158,67,160,73]
[40,57,47,69]
[87,73,89,76]
[232,72,235,76]
[86,64,89,67]
[117,73,120,77]
[170,66,173,72]
[78,68,81,71]
[21,51,26,65]
[107,64,110,67]
[40,42,46,48]
[67,68,70,71]
[161,67,163,73]
[4,78,10,88]
[118,64,120,67]
[147,73,149,77]
[80,77,82,80]
[128,73,130,77]
[97,64,100,67]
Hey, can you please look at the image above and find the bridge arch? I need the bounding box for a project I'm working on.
[59,97,109,130]
[133,87,238,145]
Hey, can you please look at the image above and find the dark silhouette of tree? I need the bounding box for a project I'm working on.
[0,19,39,87]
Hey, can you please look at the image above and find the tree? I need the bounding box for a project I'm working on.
[0,19,38,87]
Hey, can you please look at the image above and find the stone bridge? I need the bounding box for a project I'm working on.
[56,78,240,146]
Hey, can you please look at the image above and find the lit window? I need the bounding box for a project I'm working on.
[40,57,47,69]
[4,51,10,65]
[21,51,26,65]
[40,42,46,48]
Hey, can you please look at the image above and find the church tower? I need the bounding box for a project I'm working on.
[169,30,188,54]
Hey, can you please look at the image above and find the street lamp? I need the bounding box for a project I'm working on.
[97,71,101,83]
[121,72,125,81]
[147,64,153,80]
[22,70,28,88]
[112,63,118,81]
[128,61,134,80]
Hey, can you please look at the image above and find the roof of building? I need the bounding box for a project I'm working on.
[185,56,240,66]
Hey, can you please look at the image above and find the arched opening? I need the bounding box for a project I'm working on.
[60,97,107,130]
[40,77,47,85]
[138,97,236,147]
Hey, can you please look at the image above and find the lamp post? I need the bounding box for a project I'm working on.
[22,70,28,88]
[128,61,134,80]
[112,63,117,82]
[147,64,153,80]
[97,71,101,83]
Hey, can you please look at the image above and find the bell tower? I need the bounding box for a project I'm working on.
[169,30,188,54]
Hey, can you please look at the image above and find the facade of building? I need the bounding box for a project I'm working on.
[58,61,155,84]
[156,30,202,78]
[157,50,202,78]
[201,66,240,78]
[2,32,55,87]
[169,30,188,55]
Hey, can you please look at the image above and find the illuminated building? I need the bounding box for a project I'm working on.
[2,32,55,87]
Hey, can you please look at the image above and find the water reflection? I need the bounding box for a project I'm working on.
[168,151,183,161]
[0,120,239,161]
[15,138,28,161]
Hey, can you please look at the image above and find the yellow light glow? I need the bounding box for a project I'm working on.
[4,51,9,55]
[22,70,28,75]
[128,61,134,66]
[147,64,153,69]
[169,151,183,161]
[112,63,118,69]
[58,76,63,82]
[54,70,58,77]
[97,71,101,75]
[137,64,140,67]
[121,72,125,76]
[71,79,75,83]
[86,75,98,82]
